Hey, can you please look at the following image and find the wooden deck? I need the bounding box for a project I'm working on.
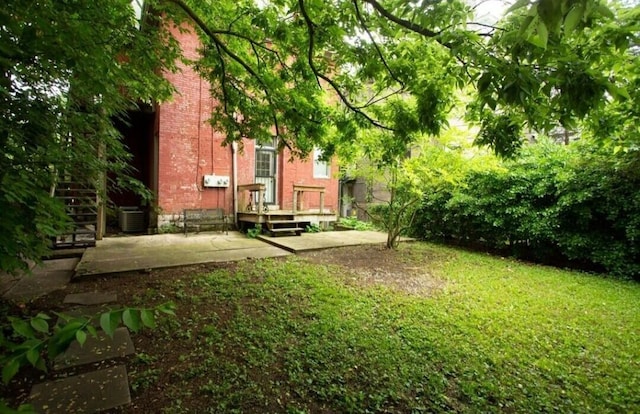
[237,210,337,236]
[237,183,337,236]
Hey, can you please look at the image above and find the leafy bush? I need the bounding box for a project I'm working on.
[305,223,321,233]
[246,224,262,239]
[412,141,640,279]
[338,217,374,231]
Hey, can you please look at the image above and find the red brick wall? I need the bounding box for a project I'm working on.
[157,23,339,222]
[279,147,339,211]
[157,23,233,218]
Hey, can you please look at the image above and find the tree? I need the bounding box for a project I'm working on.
[1,0,179,272]
[1,0,637,268]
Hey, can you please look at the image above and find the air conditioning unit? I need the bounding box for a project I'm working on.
[119,207,145,233]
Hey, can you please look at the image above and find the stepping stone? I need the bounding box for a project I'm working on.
[54,327,134,370]
[63,292,117,306]
[29,365,130,413]
[56,306,112,327]
[3,259,78,302]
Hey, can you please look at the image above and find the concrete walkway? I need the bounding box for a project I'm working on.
[75,230,394,277]
[258,230,391,253]
[75,231,291,277]
[2,258,78,302]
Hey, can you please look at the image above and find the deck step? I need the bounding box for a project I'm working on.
[267,219,302,224]
[268,227,303,237]
[270,227,304,232]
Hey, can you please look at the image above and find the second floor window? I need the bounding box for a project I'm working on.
[313,148,330,178]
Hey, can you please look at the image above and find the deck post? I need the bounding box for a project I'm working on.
[319,191,324,214]
[292,190,297,214]
[258,187,264,214]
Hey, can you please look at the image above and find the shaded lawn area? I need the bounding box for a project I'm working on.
[9,243,640,413]
[119,243,639,413]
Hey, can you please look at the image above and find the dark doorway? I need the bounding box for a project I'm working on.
[110,108,156,231]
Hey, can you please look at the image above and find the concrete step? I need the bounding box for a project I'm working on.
[266,219,303,225]
[63,292,117,306]
[2,259,77,302]
[270,227,304,232]
[29,365,131,413]
[268,227,303,237]
[54,327,135,370]
[56,305,112,327]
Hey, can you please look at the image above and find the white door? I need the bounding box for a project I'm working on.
[255,145,276,204]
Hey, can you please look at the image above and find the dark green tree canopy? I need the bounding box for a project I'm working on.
[167,0,638,159]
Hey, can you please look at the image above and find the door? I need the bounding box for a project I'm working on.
[255,141,277,204]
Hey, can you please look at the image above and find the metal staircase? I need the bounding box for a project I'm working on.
[52,182,98,248]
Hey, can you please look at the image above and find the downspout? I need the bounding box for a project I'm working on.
[232,141,238,228]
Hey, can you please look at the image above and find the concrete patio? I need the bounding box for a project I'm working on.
[258,230,391,253]
[74,231,290,277]
[74,230,393,277]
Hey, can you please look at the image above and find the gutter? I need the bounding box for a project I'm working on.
[232,141,238,227]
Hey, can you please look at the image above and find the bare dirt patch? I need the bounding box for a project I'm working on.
[300,244,446,296]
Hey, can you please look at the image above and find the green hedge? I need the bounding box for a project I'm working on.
[411,143,640,279]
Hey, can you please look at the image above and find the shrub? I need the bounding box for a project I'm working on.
[412,142,640,279]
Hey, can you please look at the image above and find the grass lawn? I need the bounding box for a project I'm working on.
[113,242,640,413]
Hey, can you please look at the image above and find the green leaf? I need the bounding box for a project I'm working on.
[140,309,156,329]
[100,311,121,338]
[10,319,35,339]
[48,321,85,359]
[594,4,614,19]
[35,313,51,320]
[477,72,492,94]
[30,318,49,334]
[158,302,176,316]
[507,0,530,14]
[518,15,536,37]
[605,81,630,100]
[25,348,40,367]
[75,330,87,346]
[2,358,20,384]
[536,20,549,49]
[564,5,584,36]
[122,309,141,332]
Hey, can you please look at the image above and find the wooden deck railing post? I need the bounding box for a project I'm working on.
[292,184,325,214]
[292,190,298,214]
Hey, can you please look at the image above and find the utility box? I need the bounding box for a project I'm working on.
[119,207,145,233]
[203,175,230,188]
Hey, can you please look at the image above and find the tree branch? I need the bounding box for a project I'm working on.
[352,0,405,89]
[361,0,443,41]
[298,0,393,131]
[170,0,285,138]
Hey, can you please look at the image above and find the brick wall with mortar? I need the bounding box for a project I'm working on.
[157,23,232,226]
[156,23,339,227]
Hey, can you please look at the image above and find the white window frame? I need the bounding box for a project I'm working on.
[313,148,330,179]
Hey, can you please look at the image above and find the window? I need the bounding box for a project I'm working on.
[131,0,144,28]
[313,148,330,178]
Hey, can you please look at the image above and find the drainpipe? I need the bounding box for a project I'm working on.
[232,141,238,227]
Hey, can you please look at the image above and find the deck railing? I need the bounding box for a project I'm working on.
[238,183,326,214]
[293,185,325,214]
[238,183,266,213]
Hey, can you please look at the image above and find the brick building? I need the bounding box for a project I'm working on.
[110,23,339,233]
